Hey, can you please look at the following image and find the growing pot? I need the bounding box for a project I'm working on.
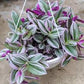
[46,53,67,70]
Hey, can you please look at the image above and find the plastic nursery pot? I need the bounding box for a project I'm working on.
[46,53,67,70]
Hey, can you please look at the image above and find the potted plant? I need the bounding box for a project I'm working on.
[0,0,84,84]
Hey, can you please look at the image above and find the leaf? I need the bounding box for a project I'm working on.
[27,45,35,50]
[55,8,63,21]
[27,12,36,22]
[55,49,64,57]
[70,21,81,40]
[65,40,77,46]
[38,43,45,49]
[8,53,27,66]
[28,62,47,75]
[57,17,69,21]
[28,24,37,35]
[7,54,18,69]
[47,38,59,48]
[48,28,65,39]
[9,61,18,70]
[5,42,19,51]
[16,70,24,84]
[34,34,44,43]
[27,45,36,55]
[11,11,22,28]
[10,33,19,42]
[29,51,36,55]
[17,46,26,54]
[45,20,53,32]
[64,30,70,42]
[63,31,77,46]
[8,20,15,32]
[77,23,84,27]
[0,49,9,60]
[38,20,48,35]
[62,57,71,66]
[51,1,59,8]
[22,32,32,40]
[59,0,65,5]
[28,53,43,62]
[40,57,49,67]
[38,0,49,12]
[63,45,78,57]
[10,69,18,83]
[78,40,84,48]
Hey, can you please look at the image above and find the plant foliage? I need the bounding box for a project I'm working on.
[0,0,84,84]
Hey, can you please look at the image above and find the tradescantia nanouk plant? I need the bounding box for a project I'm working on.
[1,0,84,84]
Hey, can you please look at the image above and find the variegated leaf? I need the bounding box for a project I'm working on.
[34,34,44,43]
[38,20,48,35]
[11,11,22,28]
[55,49,64,57]
[15,70,24,84]
[47,38,59,48]
[70,21,81,40]
[38,0,49,12]
[28,53,43,62]
[28,62,47,75]
[63,45,78,57]
[10,69,18,84]
[48,28,65,39]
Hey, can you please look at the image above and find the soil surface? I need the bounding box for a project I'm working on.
[0,0,84,84]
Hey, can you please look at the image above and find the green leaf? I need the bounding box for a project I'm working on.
[27,12,36,22]
[38,0,49,12]
[59,0,65,5]
[48,28,65,39]
[11,33,19,42]
[28,53,43,62]
[28,62,47,75]
[38,43,45,49]
[45,20,53,31]
[40,57,49,67]
[64,31,77,46]
[8,20,15,32]
[9,53,27,66]
[11,69,17,83]
[27,45,35,50]
[64,30,70,42]
[70,21,81,40]
[65,40,77,46]
[38,20,48,35]
[11,11,22,28]
[0,58,5,61]
[47,38,59,48]
[63,45,78,57]
[28,25,37,35]
[77,23,84,27]
[16,70,24,84]
[55,49,64,57]
[27,45,36,55]
[55,8,63,21]
[22,31,32,40]
[0,49,9,60]
[62,58,70,66]
[17,46,26,53]
[57,17,69,21]
[5,43,19,51]
[34,34,44,43]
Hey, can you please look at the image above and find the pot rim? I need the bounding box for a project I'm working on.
[46,56,63,63]
[46,53,67,69]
